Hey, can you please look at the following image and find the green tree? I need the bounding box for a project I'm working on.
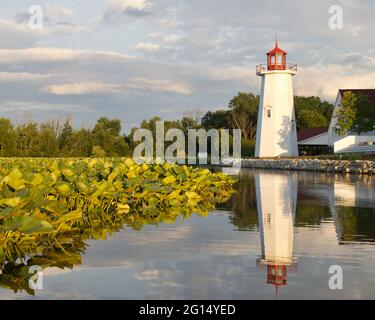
[180,116,200,132]
[92,117,130,156]
[92,145,106,157]
[69,129,93,157]
[229,92,259,141]
[201,110,232,130]
[0,118,16,156]
[335,91,357,136]
[16,121,39,157]
[352,93,375,134]
[58,118,73,150]
[140,116,162,134]
[294,96,334,130]
[297,109,328,130]
[36,121,60,156]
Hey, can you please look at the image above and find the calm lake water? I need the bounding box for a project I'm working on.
[1,168,375,300]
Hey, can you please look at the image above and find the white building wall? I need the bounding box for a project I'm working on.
[255,70,298,157]
[299,132,328,146]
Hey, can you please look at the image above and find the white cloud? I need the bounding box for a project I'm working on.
[42,82,122,95]
[101,0,152,23]
[48,22,89,34]
[0,72,50,81]
[0,101,89,112]
[43,4,74,18]
[0,18,87,49]
[0,47,135,64]
[204,65,255,82]
[347,24,361,36]
[134,42,160,51]
[127,77,192,95]
[295,64,375,101]
[162,34,184,45]
[108,0,148,10]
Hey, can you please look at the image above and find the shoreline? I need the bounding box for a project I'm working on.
[220,158,375,175]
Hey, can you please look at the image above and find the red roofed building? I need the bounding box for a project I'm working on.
[297,89,375,155]
[338,89,375,105]
[298,127,328,143]
[297,127,329,155]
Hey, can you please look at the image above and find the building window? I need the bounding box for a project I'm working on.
[267,109,271,118]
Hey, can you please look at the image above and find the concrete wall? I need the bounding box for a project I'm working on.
[236,158,375,175]
[334,135,375,153]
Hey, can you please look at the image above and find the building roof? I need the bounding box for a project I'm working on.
[339,89,375,105]
[297,127,328,142]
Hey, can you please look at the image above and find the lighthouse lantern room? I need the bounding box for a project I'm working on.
[267,38,287,70]
[255,37,299,158]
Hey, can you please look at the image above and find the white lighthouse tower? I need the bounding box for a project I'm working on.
[255,38,299,158]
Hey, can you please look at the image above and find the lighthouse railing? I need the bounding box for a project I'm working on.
[287,63,298,72]
[256,63,297,75]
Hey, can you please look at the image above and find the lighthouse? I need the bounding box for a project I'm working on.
[255,38,299,158]
[255,171,298,293]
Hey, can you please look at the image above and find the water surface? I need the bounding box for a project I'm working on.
[1,168,375,299]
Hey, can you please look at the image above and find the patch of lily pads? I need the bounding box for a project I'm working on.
[0,158,236,294]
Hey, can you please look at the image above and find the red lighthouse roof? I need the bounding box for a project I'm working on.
[267,36,287,56]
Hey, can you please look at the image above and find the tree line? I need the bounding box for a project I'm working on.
[0,92,334,157]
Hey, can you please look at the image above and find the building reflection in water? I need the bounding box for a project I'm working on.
[299,173,375,244]
[255,171,298,293]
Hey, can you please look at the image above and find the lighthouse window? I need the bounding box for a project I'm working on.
[266,213,271,224]
[271,55,275,65]
[277,54,282,65]
[267,109,271,118]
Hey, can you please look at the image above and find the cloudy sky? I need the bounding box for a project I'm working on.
[0,0,374,132]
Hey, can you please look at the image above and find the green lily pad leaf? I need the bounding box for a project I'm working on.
[0,197,21,207]
[0,207,13,217]
[30,174,44,186]
[162,176,176,184]
[1,216,54,234]
[2,168,25,190]
[55,183,72,195]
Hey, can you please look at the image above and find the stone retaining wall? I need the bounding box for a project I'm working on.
[238,159,375,175]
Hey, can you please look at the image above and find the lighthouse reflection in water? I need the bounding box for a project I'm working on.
[255,171,298,293]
